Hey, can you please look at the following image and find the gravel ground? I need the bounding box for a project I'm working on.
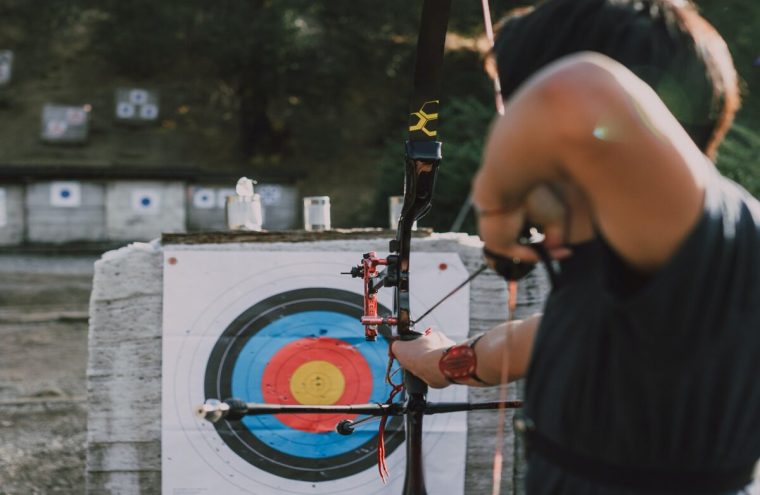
[0,254,97,494]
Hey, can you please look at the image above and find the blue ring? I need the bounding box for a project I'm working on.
[231,310,393,458]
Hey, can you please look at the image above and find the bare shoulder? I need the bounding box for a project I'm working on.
[516,52,709,272]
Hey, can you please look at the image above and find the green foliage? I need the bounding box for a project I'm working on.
[0,0,757,226]
[696,0,760,127]
[716,124,760,198]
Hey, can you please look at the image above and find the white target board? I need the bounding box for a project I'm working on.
[257,185,283,206]
[0,187,6,227]
[163,251,469,495]
[49,181,82,208]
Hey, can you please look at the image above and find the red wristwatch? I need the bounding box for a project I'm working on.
[438,333,488,385]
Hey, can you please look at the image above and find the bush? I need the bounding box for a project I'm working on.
[716,124,760,198]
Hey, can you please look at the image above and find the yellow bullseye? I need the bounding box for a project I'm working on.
[289,360,345,405]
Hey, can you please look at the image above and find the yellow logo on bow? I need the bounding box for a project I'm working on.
[409,100,439,137]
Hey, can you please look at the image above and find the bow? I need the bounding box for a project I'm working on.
[346,0,451,489]
[196,2,536,494]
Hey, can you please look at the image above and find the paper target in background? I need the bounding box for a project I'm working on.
[129,89,149,105]
[130,189,161,214]
[50,181,82,208]
[45,120,68,138]
[217,188,236,209]
[257,185,283,206]
[163,251,469,494]
[115,87,160,124]
[41,104,89,143]
[65,108,87,125]
[192,187,216,209]
[116,102,136,119]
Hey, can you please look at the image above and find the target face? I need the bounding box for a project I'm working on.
[50,181,82,207]
[257,185,283,206]
[41,104,89,142]
[139,103,159,120]
[163,250,469,494]
[192,187,216,209]
[204,288,403,482]
[217,188,236,208]
[116,102,136,119]
[115,87,160,123]
[129,89,149,105]
[131,189,160,214]
[45,120,68,138]
[66,108,87,125]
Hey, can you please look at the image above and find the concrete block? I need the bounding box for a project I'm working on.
[86,233,549,494]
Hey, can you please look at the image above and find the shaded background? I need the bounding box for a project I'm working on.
[0,0,757,233]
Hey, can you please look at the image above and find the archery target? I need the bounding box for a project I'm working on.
[45,120,68,138]
[257,185,283,206]
[163,251,469,494]
[41,104,89,143]
[130,189,160,214]
[129,89,149,105]
[139,103,159,120]
[65,108,87,125]
[50,181,82,208]
[192,187,216,209]
[116,102,136,119]
[217,188,236,208]
[115,87,160,123]
[204,288,404,482]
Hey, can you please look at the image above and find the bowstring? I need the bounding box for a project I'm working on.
[480,1,511,494]
[482,0,505,118]
[492,281,518,495]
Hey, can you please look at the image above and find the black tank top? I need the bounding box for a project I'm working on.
[524,168,760,493]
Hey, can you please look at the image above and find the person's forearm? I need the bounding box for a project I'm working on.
[464,314,540,386]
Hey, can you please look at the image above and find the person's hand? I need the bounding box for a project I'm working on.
[391,328,455,389]
[476,184,573,266]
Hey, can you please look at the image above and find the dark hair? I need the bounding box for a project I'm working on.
[493,0,740,158]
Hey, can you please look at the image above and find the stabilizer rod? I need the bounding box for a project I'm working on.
[196,398,522,424]
[196,399,401,423]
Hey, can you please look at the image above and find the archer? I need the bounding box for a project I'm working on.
[392,0,760,493]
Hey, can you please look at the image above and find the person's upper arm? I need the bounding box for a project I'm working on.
[474,52,707,273]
